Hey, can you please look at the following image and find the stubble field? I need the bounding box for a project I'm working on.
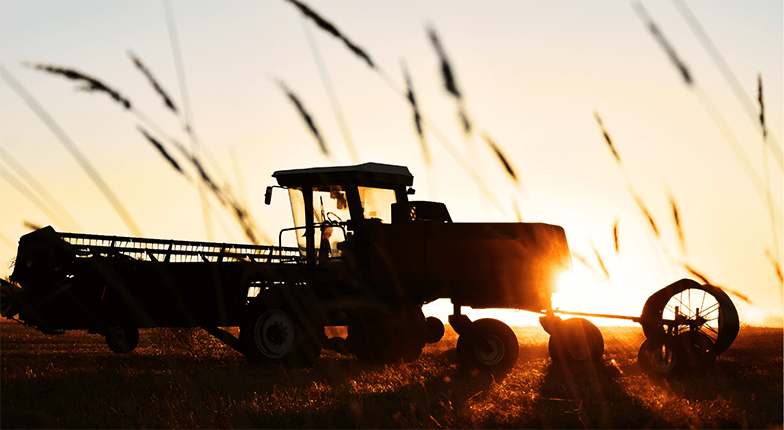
[1,319,781,429]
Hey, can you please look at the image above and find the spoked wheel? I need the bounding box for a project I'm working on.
[240,306,321,367]
[640,279,739,357]
[456,318,519,378]
[637,337,687,379]
[548,317,604,367]
[105,325,139,353]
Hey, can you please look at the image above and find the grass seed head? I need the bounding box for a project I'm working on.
[758,74,767,139]
[29,63,132,109]
[402,62,430,164]
[613,218,620,253]
[128,51,178,113]
[427,26,461,100]
[593,111,621,163]
[285,0,374,68]
[277,80,330,158]
[633,194,660,238]
[633,2,693,86]
[138,126,185,175]
[482,132,518,183]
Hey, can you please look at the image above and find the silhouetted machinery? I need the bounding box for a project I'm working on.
[1,162,738,378]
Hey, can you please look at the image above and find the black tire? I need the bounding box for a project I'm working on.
[637,337,687,379]
[347,303,426,364]
[677,330,717,371]
[240,306,321,367]
[105,325,139,354]
[1,279,20,319]
[456,318,519,378]
[425,316,445,344]
[640,279,739,356]
[548,317,604,366]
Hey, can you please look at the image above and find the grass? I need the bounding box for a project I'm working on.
[1,320,781,429]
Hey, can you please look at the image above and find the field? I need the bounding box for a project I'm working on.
[1,319,781,429]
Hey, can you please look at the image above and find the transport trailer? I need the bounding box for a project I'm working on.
[1,162,739,378]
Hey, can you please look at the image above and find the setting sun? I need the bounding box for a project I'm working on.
[551,264,644,326]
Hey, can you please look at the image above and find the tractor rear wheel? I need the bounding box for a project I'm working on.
[347,303,426,364]
[425,316,445,344]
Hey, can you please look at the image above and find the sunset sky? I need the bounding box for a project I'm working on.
[1,0,782,325]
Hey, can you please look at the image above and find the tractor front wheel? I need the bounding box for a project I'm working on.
[240,306,321,367]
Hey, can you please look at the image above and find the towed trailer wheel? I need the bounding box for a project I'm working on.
[637,279,739,377]
[105,325,139,353]
[240,306,321,367]
[548,317,604,367]
[456,318,519,377]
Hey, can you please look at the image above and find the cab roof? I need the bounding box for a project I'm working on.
[273,162,413,188]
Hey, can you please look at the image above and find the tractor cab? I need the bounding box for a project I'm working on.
[268,162,423,268]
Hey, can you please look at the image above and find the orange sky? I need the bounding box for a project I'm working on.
[1,1,782,325]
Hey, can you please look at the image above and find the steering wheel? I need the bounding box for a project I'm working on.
[326,212,343,224]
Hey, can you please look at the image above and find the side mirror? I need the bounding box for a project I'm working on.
[406,187,416,195]
[264,186,273,205]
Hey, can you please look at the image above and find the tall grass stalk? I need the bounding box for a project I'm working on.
[276,80,331,158]
[0,64,143,236]
[27,59,270,245]
[284,0,374,69]
[0,168,70,231]
[281,3,504,214]
[758,75,781,276]
[29,64,133,109]
[482,132,518,184]
[0,146,82,231]
[402,62,428,165]
[300,16,359,164]
[634,2,781,221]
[673,0,782,170]
[426,25,472,136]
[663,183,686,255]
[592,243,610,280]
[613,218,620,253]
[137,127,188,178]
[128,51,177,113]
[162,0,213,241]
[633,2,692,87]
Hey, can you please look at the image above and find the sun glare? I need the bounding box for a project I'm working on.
[551,264,643,326]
